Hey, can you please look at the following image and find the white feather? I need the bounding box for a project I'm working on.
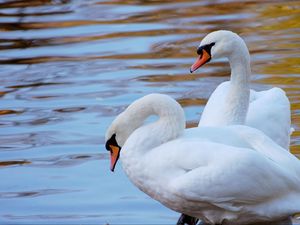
[105,93,300,225]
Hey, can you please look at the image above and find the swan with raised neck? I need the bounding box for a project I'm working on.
[190,30,292,150]
[191,30,251,125]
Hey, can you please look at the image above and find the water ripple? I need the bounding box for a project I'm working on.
[0,0,299,224]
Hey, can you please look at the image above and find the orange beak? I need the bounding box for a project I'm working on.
[109,145,121,172]
[190,49,211,73]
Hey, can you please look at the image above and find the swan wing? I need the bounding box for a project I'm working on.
[246,87,291,149]
[166,140,300,215]
[198,81,230,126]
[199,83,291,149]
[228,125,300,175]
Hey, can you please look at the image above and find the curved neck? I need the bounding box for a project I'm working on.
[121,94,185,155]
[114,95,184,199]
[119,95,185,187]
[223,43,251,125]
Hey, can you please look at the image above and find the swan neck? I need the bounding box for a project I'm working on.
[223,44,251,125]
[228,45,251,86]
[119,95,185,185]
[122,94,185,154]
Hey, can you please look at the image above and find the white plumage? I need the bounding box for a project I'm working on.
[192,31,291,150]
[105,93,300,225]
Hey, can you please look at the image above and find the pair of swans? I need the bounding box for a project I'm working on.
[105,30,299,225]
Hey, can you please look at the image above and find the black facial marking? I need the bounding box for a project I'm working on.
[197,42,215,56]
[105,134,121,151]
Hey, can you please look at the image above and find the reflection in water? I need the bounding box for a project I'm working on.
[0,188,79,198]
[0,159,30,167]
[0,0,299,224]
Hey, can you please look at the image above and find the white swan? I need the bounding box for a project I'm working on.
[190,30,291,150]
[105,93,300,225]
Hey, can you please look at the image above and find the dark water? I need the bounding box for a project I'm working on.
[0,0,299,224]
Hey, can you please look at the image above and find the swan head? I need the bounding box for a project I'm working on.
[190,30,247,73]
[105,133,122,172]
[105,110,139,172]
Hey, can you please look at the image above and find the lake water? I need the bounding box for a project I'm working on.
[0,0,299,224]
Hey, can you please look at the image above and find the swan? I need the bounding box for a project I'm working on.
[105,93,300,225]
[190,30,292,150]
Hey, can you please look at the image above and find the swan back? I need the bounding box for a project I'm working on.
[230,125,300,175]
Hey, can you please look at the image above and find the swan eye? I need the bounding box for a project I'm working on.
[197,42,215,56]
[105,133,120,151]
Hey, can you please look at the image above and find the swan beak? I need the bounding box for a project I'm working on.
[190,49,211,73]
[109,145,121,172]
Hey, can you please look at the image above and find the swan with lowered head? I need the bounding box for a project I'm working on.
[190,30,291,150]
[105,93,300,225]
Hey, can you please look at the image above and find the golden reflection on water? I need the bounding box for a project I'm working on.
[252,1,300,155]
[0,0,300,224]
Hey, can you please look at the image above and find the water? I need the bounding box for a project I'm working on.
[0,0,299,224]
